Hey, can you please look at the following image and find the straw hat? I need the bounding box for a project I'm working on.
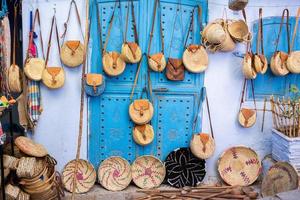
[132,155,165,189]
[98,156,132,191]
[129,99,154,125]
[60,40,84,67]
[242,53,257,79]
[183,45,208,73]
[42,67,65,89]
[228,20,250,42]
[270,51,289,76]
[287,51,300,73]
[261,162,298,197]
[218,146,261,186]
[24,58,45,81]
[165,147,206,188]
[8,64,22,93]
[148,53,167,72]
[254,54,268,74]
[3,154,19,170]
[133,124,154,146]
[5,184,20,199]
[62,159,96,194]
[102,51,126,76]
[202,21,226,44]
[238,108,256,128]
[15,136,48,157]
[190,133,215,159]
[16,157,36,178]
[121,42,142,63]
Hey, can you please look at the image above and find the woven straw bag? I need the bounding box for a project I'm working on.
[131,155,166,189]
[5,184,20,199]
[218,146,261,186]
[183,45,208,73]
[103,52,126,76]
[3,154,19,170]
[129,99,154,125]
[242,52,257,79]
[133,124,154,146]
[228,9,250,43]
[202,20,226,44]
[16,157,36,178]
[62,159,96,194]
[148,53,166,72]
[17,191,30,200]
[219,21,236,52]
[15,136,48,157]
[98,156,132,191]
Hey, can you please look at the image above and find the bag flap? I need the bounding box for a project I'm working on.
[168,58,183,69]
[279,51,288,62]
[150,53,164,64]
[46,67,62,77]
[241,108,255,120]
[86,74,103,86]
[133,99,150,111]
[188,44,200,53]
[127,42,138,54]
[135,125,146,133]
[111,52,120,63]
[66,40,81,51]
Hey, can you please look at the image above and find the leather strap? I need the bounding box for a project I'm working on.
[96,0,103,53]
[256,8,264,54]
[184,8,195,48]
[130,55,144,102]
[147,0,158,55]
[12,4,17,66]
[61,0,84,43]
[103,1,118,53]
[291,8,300,51]
[158,0,164,53]
[242,8,247,23]
[124,0,139,44]
[168,0,182,58]
[239,79,257,111]
[275,9,290,53]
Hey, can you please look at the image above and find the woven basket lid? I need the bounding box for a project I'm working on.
[98,156,132,191]
[238,108,257,128]
[183,45,208,73]
[131,155,166,189]
[228,20,249,42]
[190,133,215,159]
[218,146,261,186]
[62,159,96,194]
[148,53,167,72]
[121,42,142,64]
[24,58,45,81]
[133,124,154,146]
[102,51,126,76]
[165,147,206,188]
[287,51,300,73]
[270,51,289,76]
[42,67,65,89]
[129,99,154,125]
[242,53,257,79]
[254,54,268,74]
[261,162,299,197]
[15,136,48,157]
[60,40,84,67]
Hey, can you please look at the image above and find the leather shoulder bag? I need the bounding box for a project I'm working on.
[8,4,22,93]
[147,0,166,72]
[183,6,208,73]
[270,9,290,76]
[24,9,46,81]
[121,0,142,64]
[102,1,126,76]
[190,87,215,159]
[42,16,65,89]
[242,37,256,79]
[60,0,84,68]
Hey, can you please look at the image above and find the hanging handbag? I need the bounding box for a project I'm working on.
[238,79,257,128]
[228,9,250,43]
[60,0,84,68]
[183,7,208,73]
[102,1,126,76]
[242,38,256,79]
[147,0,166,72]
[287,8,300,73]
[24,10,45,81]
[8,4,22,93]
[228,0,248,11]
[190,87,215,159]
[254,8,268,74]
[42,16,65,89]
[121,0,142,64]
[270,9,290,76]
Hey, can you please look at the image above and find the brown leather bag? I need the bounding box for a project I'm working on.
[166,58,185,81]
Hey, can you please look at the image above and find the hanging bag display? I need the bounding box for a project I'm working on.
[183,6,208,73]
[8,4,22,93]
[190,87,215,159]
[60,0,84,68]
[102,1,126,76]
[238,79,257,128]
[121,0,142,64]
[147,0,166,72]
[24,9,46,81]
[254,8,268,74]
[42,15,65,89]
[242,37,256,79]
[287,8,300,73]
[270,9,290,76]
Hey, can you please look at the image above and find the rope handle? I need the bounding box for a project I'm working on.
[291,7,300,51]
[275,9,290,53]
[103,1,118,53]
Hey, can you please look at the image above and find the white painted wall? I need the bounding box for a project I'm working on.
[21,0,300,183]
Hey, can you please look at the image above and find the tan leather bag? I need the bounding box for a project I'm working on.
[133,124,154,146]
[129,99,154,125]
[42,16,65,89]
[60,0,84,67]
[166,58,185,81]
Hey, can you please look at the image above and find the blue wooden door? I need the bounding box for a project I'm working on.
[89,0,207,168]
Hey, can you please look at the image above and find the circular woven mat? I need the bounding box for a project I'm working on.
[15,136,48,157]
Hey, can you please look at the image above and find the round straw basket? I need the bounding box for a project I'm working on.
[3,154,20,170]
[218,146,261,186]
[5,184,20,199]
[98,156,132,191]
[133,124,154,146]
[287,51,300,73]
[17,157,36,178]
[15,136,48,157]
[102,51,126,76]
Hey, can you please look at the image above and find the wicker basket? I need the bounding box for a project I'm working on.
[5,184,20,199]
[3,154,20,170]
[16,157,36,178]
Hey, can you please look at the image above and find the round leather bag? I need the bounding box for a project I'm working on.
[121,42,142,63]
[238,108,257,128]
[287,51,300,73]
[8,64,22,93]
[42,67,65,89]
[102,51,126,76]
[183,45,208,73]
[133,124,154,146]
[228,20,250,43]
[148,53,167,72]
[219,25,236,52]
[254,54,268,74]
[190,133,215,159]
[129,99,154,125]
[242,53,257,79]
[270,51,289,76]
[60,40,84,67]
[24,58,45,81]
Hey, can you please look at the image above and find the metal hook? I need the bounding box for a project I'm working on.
[53,3,57,15]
